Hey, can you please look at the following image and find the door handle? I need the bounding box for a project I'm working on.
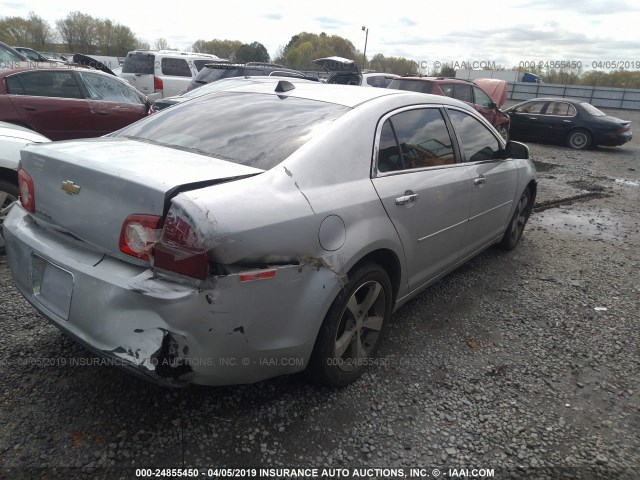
[563,120,572,123]
[395,193,418,206]
[473,176,486,186]
[22,106,36,111]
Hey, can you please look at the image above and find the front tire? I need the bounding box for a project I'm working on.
[0,180,20,255]
[500,188,532,250]
[310,261,392,387]
[566,128,592,149]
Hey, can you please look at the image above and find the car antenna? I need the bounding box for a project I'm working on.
[275,80,295,93]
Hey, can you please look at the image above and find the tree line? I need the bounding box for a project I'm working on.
[1,13,638,87]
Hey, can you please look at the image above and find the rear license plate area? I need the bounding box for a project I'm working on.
[31,254,74,320]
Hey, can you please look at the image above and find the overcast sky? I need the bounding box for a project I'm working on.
[3,0,640,71]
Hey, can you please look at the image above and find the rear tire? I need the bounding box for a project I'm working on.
[310,261,392,387]
[0,180,20,255]
[566,129,592,149]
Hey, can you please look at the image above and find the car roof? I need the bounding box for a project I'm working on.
[520,97,583,104]
[207,81,479,110]
[0,66,129,79]
[394,76,475,84]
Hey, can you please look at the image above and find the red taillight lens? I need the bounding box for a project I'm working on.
[153,76,163,92]
[119,214,163,260]
[18,168,35,212]
[153,213,209,280]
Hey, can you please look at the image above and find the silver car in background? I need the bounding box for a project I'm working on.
[0,122,49,254]
[4,82,536,387]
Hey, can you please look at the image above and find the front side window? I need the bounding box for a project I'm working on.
[377,108,456,172]
[6,71,83,99]
[473,87,493,108]
[514,101,546,114]
[161,58,192,77]
[78,72,143,104]
[447,109,501,162]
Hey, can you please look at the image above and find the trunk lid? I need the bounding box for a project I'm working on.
[20,137,262,257]
[313,56,360,75]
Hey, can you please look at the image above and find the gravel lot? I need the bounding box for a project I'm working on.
[1,107,639,480]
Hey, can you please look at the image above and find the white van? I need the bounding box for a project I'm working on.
[120,50,224,100]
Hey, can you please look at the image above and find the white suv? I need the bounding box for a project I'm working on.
[120,50,224,100]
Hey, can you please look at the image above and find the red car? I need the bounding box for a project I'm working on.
[0,67,151,140]
[388,77,511,140]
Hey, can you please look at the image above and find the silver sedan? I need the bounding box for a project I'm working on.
[4,81,536,386]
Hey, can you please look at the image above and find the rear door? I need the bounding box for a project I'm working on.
[538,100,578,141]
[76,71,148,136]
[121,52,156,96]
[4,70,93,140]
[446,108,518,255]
[371,106,471,293]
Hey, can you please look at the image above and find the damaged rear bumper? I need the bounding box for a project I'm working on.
[4,206,342,386]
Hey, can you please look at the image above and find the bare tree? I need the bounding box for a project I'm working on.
[154,38,169,51]
[56,12,97,53]
[27,11,55,48]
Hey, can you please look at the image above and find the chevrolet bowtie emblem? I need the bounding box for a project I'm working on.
[61,180,81,196]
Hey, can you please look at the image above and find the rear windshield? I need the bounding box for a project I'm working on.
[388,79,434,94]
[580,102,606,117]
[114,92,349,170]
[194,65,246,84]
[122,52,155,74]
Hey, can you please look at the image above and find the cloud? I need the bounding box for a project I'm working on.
[515,0,639,15]
[262,13,283,20]
[398,16,417,27]
[313,16,350,30]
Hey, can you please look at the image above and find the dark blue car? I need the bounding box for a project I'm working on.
[503,97,632,149]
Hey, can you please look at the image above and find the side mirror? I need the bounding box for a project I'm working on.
[489,101,496,109]
[504,140,529,159]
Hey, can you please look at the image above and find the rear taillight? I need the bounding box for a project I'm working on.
[153,213,209,280]
[18,168,35,213]
[153,76,163,92]
[119,214,163,261]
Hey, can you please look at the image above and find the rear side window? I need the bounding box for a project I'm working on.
[122,52,155,74]
[115,92,349,170]
[377,108,455,172]
[78,71,143,104]
[452,84,473,103]
[161,58,192,77]
[388,79,434,94]
[447,109,501,162]
[546,101,576,116]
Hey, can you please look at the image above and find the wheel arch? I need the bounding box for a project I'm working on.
[0,167,18,186]
[348,248,402,305]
